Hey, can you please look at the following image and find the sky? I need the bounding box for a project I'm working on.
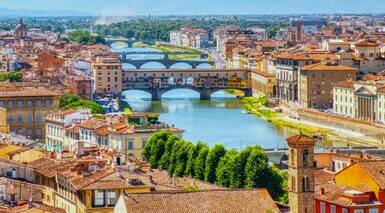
[1,0,385,16]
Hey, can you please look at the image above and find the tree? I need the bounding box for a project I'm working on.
[59,93,81,108]
[229,146,254,188]
[142,131,173,168]
[244,147,284,200]
[173,141,193,177]
[185,142,206,177]
[168,140,185,176]
[216,150,238,187]
[205,144,226,183]
[64,100,104,114]
[0,71,23,82]
[194,143,209,180]
[159,134,180,170]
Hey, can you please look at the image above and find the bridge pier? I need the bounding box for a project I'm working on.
[151,88,161,101]
[200,88,211,100]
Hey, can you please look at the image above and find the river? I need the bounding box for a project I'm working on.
[111,43,346,149]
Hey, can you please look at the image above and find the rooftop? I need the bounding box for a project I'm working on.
[121,189,280,213]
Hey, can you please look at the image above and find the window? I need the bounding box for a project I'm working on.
[35,99,42,107]
[26,114,32,123]
[303,149,309,167]
[45,99,52,107]
[26,129,32,137]
[320,202,325,213]
[107,191,116,206]
[26,100,33,108]
[7,100,14,108]
[17,114,23,123]
[369,209,378,213]
[17,100,23,108]
[93,190,104,207]
[7,115,13,124]
[291,176,295,191]
[0,101,3,107]
[330,205,336,213]
[36,114,42,123]
[342,208,348,213]
[354,210,364,213]
[128,141,134,150]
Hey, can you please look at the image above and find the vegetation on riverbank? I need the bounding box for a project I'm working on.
[61,30,105,45]
[143,131,286,201]
[242,97,331,137]
[146,43,213,61]
[59,93,104,114]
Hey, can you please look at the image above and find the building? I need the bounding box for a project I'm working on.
[114,189,280,213]
[287,133,315,213]
[299,61,357,109]
[273,52,338,103]
[0,177,44,205]
[66,75,93,100]
[315,160,385,213]
[92,56,123,97]
[108,115,183,159]
[321,39,351,52]
[170,28,209,49]
[333,80,385,123]
[250,69,276,98]
[0,83,60,140]
[52,159,152,213]
[14,18,27,38]
[45,109,92,150]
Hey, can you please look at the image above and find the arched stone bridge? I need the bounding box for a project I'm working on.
[121,59,214,69]
[122,68,251,100]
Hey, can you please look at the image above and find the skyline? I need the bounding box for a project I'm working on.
[1,0,385,16]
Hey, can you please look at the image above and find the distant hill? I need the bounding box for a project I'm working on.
[0,7,95,17]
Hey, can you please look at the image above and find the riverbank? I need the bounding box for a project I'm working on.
[241,97,379,147]
[145,43,213,61]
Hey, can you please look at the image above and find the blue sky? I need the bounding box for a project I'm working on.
[1,0,385,15]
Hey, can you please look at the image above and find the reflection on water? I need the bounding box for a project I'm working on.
[122,89,288,149]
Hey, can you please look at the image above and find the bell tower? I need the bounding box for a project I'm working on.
[287,133,315,213]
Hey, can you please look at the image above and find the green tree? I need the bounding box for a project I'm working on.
[59,93,81,108]
[168,140,185,176]
[229,146,254,188]
[244,147,284,200]
[185,142,206,177]
[0,71,23,82]
[173,141,193,177]
[159,134,180,170]
[142,131,173,168]
[205,144,226,183]
[194,143,209,180]
[64,100,104,114]
[216,150,238,187]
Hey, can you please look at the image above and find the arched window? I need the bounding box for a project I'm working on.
[303,149,309,168]
[290,149,295,166]
[302,177,307,192]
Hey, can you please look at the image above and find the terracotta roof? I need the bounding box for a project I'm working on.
[5,202,66,213]
[121,189,280,213]
[355,40,378,47]
[81,170,152,190]
[95,125,109,136]
[286,134,315,146]
[80,119,106,130]
[0,86,60,98]
[335,81,354,88]
[272,52,338,62]
[356,160,385,189]
[28,157,58,178]
[301,62,358,72]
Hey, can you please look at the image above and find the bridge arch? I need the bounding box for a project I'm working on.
[160,88,201,99]
[195,62,214,69]
[122,89,152,100]
[168,62,194,69]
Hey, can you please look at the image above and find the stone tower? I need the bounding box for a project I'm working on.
[287,133,315,213]
[15,18,27,38]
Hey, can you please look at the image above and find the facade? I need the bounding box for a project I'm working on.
[170,28,209,49]
[287,134,315,213]
[273,52,338,103]
[0,83,60,140]
[67,75,93,100]
[333,80,385,123]
[250,69,276,98]
[92,56,123,97]
[45,109,92,150]
[299,61,357,109]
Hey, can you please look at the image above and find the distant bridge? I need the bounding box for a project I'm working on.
[105,37,134,46]
[119,68,251,100]
[121,59,214,69]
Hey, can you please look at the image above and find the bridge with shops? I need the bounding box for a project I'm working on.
[121,68,251,100]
